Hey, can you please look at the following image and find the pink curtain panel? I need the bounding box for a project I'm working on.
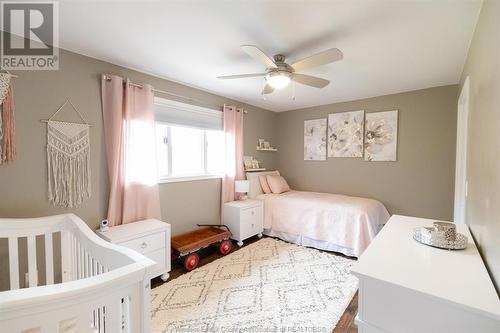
[221,105,245,205]
[101,75,161,226]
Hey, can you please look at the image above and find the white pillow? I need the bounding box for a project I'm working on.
[245,170,280,199]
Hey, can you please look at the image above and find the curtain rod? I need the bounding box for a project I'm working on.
[103,74,247,114]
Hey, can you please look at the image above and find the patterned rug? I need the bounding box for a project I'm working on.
[151,238,358,333]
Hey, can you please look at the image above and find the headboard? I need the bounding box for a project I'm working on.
[245,170,280,199]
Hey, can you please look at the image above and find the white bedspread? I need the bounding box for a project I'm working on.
[259,190,390,257]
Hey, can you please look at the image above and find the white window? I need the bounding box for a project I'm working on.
[154,98,225,182]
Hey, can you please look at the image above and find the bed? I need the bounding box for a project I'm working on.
[247,171,390,257]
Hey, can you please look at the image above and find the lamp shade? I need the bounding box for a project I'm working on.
[235,180,250,193]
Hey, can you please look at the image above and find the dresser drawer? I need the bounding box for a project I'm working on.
[120,232,165,254]
[145,248,166,276]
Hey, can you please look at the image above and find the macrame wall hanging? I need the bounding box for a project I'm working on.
[0,72,16,164]
[44,99,91,208]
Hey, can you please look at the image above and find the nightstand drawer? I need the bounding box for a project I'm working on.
[120,232,165,254]
[241,206,263,223]
[240,219,262,239]
[241,206,263,238]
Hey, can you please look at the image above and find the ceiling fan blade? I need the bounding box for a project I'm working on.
[291,48,343,71]
[241,45,277,69]
[261,83,274,95]
[292,74,330,88]
[217,73,267,80]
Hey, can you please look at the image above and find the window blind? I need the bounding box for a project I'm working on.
[154,97,223,130]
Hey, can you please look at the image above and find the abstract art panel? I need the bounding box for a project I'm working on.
[304,118,327,160]
[327,110,364,157]
[364,110,398,161]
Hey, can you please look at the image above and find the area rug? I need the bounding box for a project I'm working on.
[151,238,358,333]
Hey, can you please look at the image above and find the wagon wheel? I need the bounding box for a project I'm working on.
[219,240,233,255]
[184,253,199,271]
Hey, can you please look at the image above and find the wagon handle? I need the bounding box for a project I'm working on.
[196,224,231,234]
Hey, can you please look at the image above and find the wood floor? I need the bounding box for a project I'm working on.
[151,235,358,333]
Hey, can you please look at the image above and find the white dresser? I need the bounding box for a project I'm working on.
[96,219,171,281]
[223,200,263,246]
[352,215,500,333]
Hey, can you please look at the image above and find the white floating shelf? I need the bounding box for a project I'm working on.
[256,147,278,152]
[245,168,267,172]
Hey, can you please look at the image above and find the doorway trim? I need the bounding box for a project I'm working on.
[454,76,470,224]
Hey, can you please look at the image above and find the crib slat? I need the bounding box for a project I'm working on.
[61,230,72,282]
[8,237,19,290]
[45,233,54,285]
[122,296,131,333]
[79,244,84,279]
[71,234,76,281]
[84,251,89,278]
[27,236,38,287]
[98,306,104,333]
[104,301,122,333]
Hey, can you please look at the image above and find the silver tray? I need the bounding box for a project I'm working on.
[413,227,468,250]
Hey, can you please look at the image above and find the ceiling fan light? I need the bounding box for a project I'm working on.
[266,72,291,89]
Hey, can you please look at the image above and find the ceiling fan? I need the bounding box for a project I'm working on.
[217,45,343,94]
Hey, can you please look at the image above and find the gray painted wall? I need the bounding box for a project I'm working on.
[460,0,500,292]
[0,48,278,236]
[276,85,458,221]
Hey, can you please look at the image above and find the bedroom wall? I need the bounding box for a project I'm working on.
[276,85,458,221]
[459,0,500,293]
[0,47,278,290]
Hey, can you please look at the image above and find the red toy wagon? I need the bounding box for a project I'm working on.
[171,224,233,271]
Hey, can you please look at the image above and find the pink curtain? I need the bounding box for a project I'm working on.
[221,105,245,205]
[101,74,161,226]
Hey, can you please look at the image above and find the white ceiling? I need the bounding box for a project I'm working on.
[58,0,482,112]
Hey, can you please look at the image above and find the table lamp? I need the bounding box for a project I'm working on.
[235,180,250,200]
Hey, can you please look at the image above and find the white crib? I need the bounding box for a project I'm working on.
[0,214,155,333]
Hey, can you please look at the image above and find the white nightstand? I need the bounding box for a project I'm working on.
[223,200,263,246]
[96,219,171,281]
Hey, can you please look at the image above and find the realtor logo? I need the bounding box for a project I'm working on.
[1,1,59,70]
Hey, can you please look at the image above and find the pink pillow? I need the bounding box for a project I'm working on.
[266,175,291,194]
[259,175,271,194]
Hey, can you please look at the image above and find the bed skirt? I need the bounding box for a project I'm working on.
[263,228,358,257]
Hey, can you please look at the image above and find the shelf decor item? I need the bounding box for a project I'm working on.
[256,138,277,151]
[413,221,467,250]
[258,138,265,149]
[243,155,253,170]
[243,155,266,171]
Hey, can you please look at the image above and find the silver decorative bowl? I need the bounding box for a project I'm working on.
[413,227,468,250]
